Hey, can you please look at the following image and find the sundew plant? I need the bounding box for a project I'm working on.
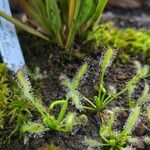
[0,0,108,53]
[63,48,149,111]
[84,107,141,150]
[16,70,75,133]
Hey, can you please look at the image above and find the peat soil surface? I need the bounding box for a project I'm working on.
[2,42,150,150]
[1,8,150,150]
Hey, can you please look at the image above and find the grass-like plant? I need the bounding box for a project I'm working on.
[16,69,75,133]
[63,48,149,111]
[84,107,141,150]
[0,0,108,53]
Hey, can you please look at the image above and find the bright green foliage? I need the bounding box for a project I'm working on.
[16,70,75,132]
[0,64,32,143]
[84,107,141,150]
[0,0,108,53]
[85,22,121,48]
[64,48,149,111]
[7,93,32,138]
[86,57,148,111]
[86,22,150,56]
[0,64,9,108]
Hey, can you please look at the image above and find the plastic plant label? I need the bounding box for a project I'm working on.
[0,0,25,73]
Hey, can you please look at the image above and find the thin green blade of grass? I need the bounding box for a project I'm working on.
[66,0,95,52]
[19,0,55,37]
[45,0,63,45]
[19,0,47,29]
[91,0,108,26]
[65,0,81,52]
[31,0,46,17]
[30,0,53,34]
[0,10,49,41]
[75,0,94,30]
[57,0,68,25]
[68,0,77,29]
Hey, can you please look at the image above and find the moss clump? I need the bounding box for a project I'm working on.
[0,64,31,143]
[86,22,150,60]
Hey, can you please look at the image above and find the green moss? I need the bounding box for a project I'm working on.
[0,64,31,143]
[86,22,150,59]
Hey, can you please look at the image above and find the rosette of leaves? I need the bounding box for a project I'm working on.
[16,70,75,133]
[0,0,108,53]
[84,107,141,150]
[63,48,149,111]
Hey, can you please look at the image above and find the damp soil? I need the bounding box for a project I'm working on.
[1,41,149,150]
[1,8,150,150]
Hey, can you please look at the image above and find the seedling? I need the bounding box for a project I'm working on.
[0,0,108,53]
[17,70,75,133]
[63,48,149,111]
[84,107,141,150]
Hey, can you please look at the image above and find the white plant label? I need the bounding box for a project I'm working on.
[0,0,25,73]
